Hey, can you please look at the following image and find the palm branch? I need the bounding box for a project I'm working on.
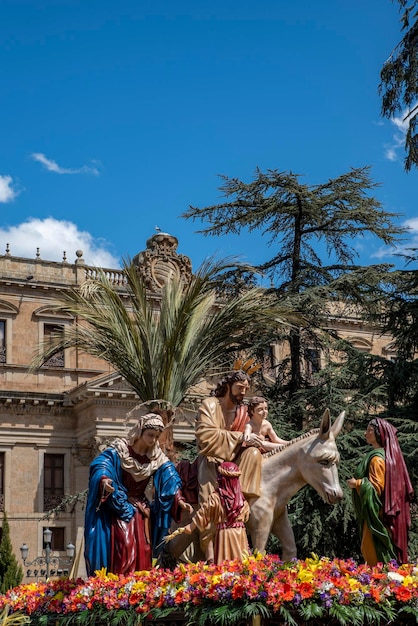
[0,607,29,626]
[31,258,300,407]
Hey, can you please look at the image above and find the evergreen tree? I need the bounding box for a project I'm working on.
[379,1,418,170]
[184,166,404,429]
[367,255,418,558]
[0,512,23,593]
[184,166,416,558]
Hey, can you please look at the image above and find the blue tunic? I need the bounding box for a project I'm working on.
[84,447,182,576]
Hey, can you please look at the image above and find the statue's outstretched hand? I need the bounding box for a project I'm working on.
[179,500,194,515]
[245,434,264,448]
[102,478,115,493]
[135,501,151,517]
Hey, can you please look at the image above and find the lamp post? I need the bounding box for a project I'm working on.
[20,527,75,580]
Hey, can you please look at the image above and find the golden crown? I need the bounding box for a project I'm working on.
[233,357,262,376]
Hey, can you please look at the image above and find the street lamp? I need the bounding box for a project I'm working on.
[20,527,75,580]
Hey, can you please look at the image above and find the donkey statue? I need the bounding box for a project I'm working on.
[247,408,345,560]
[165,408,345,564]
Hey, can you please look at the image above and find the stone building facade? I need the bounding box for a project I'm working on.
[0,233,396,581]
[0,233,199,580]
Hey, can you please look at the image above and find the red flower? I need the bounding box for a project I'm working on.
[394,586,412,602]
[297,582,315,599]
[369,587,382,602]
[231,584,245,600]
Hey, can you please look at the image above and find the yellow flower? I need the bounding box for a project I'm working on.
[93,567,119,581]
[303,554,327,572]
[298,569,314,583]
[347,577,360,590]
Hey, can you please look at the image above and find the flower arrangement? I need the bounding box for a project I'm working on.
[1,554,418,626]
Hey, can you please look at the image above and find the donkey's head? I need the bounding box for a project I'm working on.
[300,409,345,504]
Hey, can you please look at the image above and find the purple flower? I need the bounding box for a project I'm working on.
[293,593,302,606]
[358,573,371,584]
[320,592,333,609]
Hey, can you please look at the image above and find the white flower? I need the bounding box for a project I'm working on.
[387,571,404,582]
[320,582,334,592]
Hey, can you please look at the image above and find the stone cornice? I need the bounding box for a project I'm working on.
[0,391,66,409]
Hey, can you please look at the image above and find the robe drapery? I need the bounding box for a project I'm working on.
[352,448,397,565]
[192,491,250,564]
[195,397,262,501]
[377,419,414,564]
[84,445,182,576]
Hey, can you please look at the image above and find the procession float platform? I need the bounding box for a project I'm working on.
[1,554,418,626]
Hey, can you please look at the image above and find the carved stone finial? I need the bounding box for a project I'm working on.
[75,249,85,265]
[133,233,192,292]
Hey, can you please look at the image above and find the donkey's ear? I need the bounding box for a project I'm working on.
[319,408,331,439]
[331,411,345,438]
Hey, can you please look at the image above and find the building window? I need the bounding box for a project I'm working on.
[0,321,5,364]
[44,454,64,511]
[43,527,65,551]
[42,324,64,368]
[0,452,4,512]
[304,348,321,377]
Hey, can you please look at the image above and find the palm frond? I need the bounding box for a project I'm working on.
[30,258,301,406]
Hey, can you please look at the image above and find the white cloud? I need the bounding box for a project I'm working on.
[0,218,120,267]
[404,217,418,232]
[400,218,418,255]
[0,175,19,203]
[383,106,417,163]
[384,146,397,161]
[31,153,100,176]
[371,217,418,263]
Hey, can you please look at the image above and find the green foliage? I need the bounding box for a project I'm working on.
[173,440,197,463]
[265,406,418,561]
[329,602,364,626]
[41,490,88,519]
[184,601,272,626]
[184,166,404,429]
[277,606,299,626]
[379,1,418,170]
[0,512,23,593]
[298,602,324,621]
[31,257,297,408]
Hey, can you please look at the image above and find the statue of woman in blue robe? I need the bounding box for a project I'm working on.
[84,413,191,576]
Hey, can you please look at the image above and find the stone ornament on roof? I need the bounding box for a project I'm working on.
[133,232,192,292]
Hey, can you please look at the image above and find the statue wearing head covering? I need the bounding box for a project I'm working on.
[374,418,414,563]
[348,417,413,565]
[84,412,187,575]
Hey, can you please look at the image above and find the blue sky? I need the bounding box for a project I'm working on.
[0,0,417,272]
